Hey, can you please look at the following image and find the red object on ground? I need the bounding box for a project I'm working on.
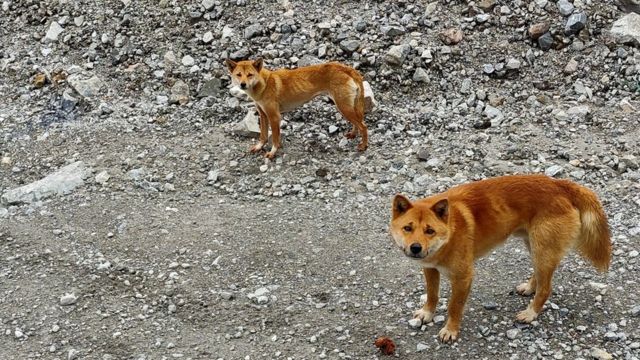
[374,336,396,355]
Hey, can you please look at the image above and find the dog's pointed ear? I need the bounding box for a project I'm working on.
[253,58,263,72]
[225,59,237,72]
[431,199,448,221]
[392,194,412,218]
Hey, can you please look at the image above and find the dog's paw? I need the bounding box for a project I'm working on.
[438,326,459,343]
[264,151,277,160]
[413,308,435,323]
[516,308,538,323]
[357,142,368,151]
[249,143,264,153]
[516,282,535,296]
[345,131,357,139]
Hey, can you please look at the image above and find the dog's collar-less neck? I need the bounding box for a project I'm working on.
[248,71,270,99]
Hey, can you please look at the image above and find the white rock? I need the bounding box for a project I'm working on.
[412,68,429,83]
[202,0,215,10]
[545,165,564,177]
[60,293,78,306]
[416,343,429,351]
[506,58,521,70]
[182,55,195,67]
[221,25,234,39]
[610,13,640,46]
[408,318,422,328]
[363,81,377,113]
[95,171,110,184]
[45,21,64,42]
[2,161,92,205]
[506,328,520,339]
[202,31,214,43]
[591,348,612,360]
[68,74,102,98]
[232,109,262,137]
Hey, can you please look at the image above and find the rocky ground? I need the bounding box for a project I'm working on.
[1,0,639,359]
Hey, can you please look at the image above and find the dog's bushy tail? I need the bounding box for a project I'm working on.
[568,183,611,272]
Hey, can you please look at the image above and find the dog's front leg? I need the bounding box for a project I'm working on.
[264,107,281,159]
[414,268,440,323]
[439,272,472,342]
[250,107,269,153]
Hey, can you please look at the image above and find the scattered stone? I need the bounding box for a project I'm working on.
[45,21,64,42]
[440,28,463,45]
[564,58,578,74]
[505,58,521,70]
[244,24,262,39]
[198,78,221,98]
[363,81,377,113]
[170,80,190,105]
[95,171,110,184]
[483,105,504,126]
[202,31,214,43]
[567,105,590,119]
[2,161,92,205]
[610,13,640,46]
[297,55,322,67]
[232,109,261,137]
[381,25,405,37]
[416,343,429,352]
[60,293,78,306]
[483,302,498,310]
[506,328,520,340]
[538,32,554,50]
[408,318,422,328]
[202,0,215,11]
[478,0,496,12]
[412,68,429,83]
[557,0,575,16]
[339,39,360,53]
[630,305,640,317]
[565,12,588,36]
[128,168,145,181]
[385,44,410,65]
[182,55,195,67]
[529,23,550,40]
[68,75,102,98]
[545,165,564,177]
[33,73,46,88]
[590,348,612,360]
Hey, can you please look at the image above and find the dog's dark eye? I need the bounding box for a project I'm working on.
[425,228,435,235]
[403,225,412,232]
[235,73,241,76]
[247,74,253,78]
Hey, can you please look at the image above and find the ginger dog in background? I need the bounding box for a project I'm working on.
[390,174,611,342]
[226,58,368,159]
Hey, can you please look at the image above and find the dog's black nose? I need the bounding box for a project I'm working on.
[410,243,422,255]
[240,83,247,89]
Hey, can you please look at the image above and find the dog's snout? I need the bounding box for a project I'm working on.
[240,82,247,89]
[410,243,422,255]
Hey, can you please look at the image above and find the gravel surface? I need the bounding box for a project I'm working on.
[1,0,639,359]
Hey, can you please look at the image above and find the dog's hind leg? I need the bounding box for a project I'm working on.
[334,98,367,151]
[516,212,580,323]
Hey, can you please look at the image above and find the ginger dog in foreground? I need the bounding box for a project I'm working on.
[390,174,611,342]
[226,58,368,159]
